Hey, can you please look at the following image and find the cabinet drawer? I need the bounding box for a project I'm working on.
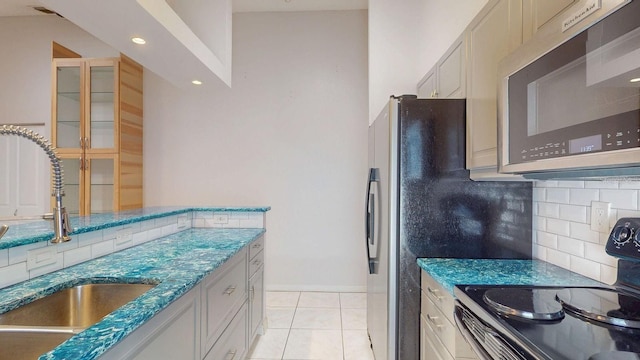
[249,236,264,259]
[204,303,248,360]
[421,271,455,324]
[201,249,247,354]
[249,250,264,277]
[421,290,476,359]
[421,313,454,360]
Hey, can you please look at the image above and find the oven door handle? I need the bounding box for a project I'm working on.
[453,303,494,360]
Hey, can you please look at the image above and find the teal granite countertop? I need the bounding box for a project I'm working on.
[417,258,604,295]
[0,227,265,360]
[0,206,270,250]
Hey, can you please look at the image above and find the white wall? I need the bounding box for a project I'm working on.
[143,10,369,292]
[368,0,488,124]
[533,180,640,284]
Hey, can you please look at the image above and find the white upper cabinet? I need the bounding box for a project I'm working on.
[465,0,523,178]
[417,34,466,99]
[522,0,580,43]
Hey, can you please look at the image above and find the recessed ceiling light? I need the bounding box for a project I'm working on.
[131,37,146,45]
[192,80,203,85]
[630,78,640,83]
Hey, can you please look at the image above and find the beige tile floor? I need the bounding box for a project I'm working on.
[247,291,376,360]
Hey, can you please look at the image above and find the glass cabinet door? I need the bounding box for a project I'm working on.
[55,64,82,149]
[88,64,116,150]
[59,157,82,216]
[87,157,116,214]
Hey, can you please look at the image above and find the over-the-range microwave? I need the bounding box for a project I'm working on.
[498,0,640,180]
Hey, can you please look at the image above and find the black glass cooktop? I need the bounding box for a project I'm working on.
[460,285,640,360]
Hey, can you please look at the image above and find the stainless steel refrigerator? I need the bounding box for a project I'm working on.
[366,96,532,360]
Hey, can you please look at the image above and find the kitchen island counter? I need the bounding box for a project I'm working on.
[0,208,268,360]
[417,258,603,295]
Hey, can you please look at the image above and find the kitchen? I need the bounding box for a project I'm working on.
[0,0,639,359]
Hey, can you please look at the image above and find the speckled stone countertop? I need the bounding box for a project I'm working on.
[0,227,265,360]
[0,206,270,250]
[417,258,604,295]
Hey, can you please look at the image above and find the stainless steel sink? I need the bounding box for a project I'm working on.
[0,282,156,359]
[0,331,73,360]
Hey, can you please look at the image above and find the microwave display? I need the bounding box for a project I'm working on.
[507,0,640,165]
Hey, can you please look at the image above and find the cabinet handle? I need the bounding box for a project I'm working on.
[252,243,262,249]
[251,285,255,301]
[225,349,237,360]
[252,259,262,267]
[79,158,84,171]
[427,287,443,301]
[426,314,443,329]
[84,137,89,149]
[223,285,237,296]
[79,137,84,148]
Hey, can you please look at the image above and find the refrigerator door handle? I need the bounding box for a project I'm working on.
[366,168,380,274]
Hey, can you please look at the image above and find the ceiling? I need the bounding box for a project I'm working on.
[0,0,368,17]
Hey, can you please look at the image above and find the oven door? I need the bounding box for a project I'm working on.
[454,302,534,360]
[498,0,640,178]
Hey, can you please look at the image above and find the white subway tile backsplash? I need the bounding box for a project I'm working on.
[78,230,104,247]
[538,203,559,218]
[600,265,617,285]
[569,222,599,244]
[569,256,600,280]
[0,250,8,267]
[559,204,587,223]
[569,188,599,206]
[148,228,162,241]
[546,188,570,203]
[545,218,571,236]
[0,263,28,288]
[600,189,638,210]
[536,231,557,249]
[132,231,149,246]
[535,180,640,282]
[91,240,114,259]
[557,236,584,257]
[584,242,617,267]
[546,248,571,268]
[8,242,46,265]
[585,181,618,189]
[29,252,63,279]
[63,246,92,267]
[140,219,156,231]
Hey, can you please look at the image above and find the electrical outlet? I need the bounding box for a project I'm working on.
[213,214,229,224]
[590,201,611,233]
[116,228,133,245]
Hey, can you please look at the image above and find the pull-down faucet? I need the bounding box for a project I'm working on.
[0,125,71,243]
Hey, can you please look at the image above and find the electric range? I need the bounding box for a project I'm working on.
[454,217,640,360]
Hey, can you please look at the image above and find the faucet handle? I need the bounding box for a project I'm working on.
[62,209,72,233]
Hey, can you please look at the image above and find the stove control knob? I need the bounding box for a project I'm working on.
[612,226,632,246]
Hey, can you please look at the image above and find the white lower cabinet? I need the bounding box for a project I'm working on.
[101,237,266,360]
[420,270,478,360]
[100,282,202,360]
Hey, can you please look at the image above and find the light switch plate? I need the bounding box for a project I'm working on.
[590,201,611,233]
[27,246,58,270]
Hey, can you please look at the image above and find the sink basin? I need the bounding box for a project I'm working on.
[0,331,73,360]
[0,283,155,328]
[0,282,155,359]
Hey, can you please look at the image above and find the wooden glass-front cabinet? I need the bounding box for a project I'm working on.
[52,55,143,215]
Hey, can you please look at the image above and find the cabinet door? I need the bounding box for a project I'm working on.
[52,59,84,152]
[86,59,118,152]
[436,34,466,99]
[249,268,264,342]
[58,156,83,216]
[417,69,437,98]
[84,154,118,215]
[466,0,522,170]
[522,0,579,42]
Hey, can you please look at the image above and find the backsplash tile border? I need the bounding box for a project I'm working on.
[533,180,640,284]
[0,211,265,289]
